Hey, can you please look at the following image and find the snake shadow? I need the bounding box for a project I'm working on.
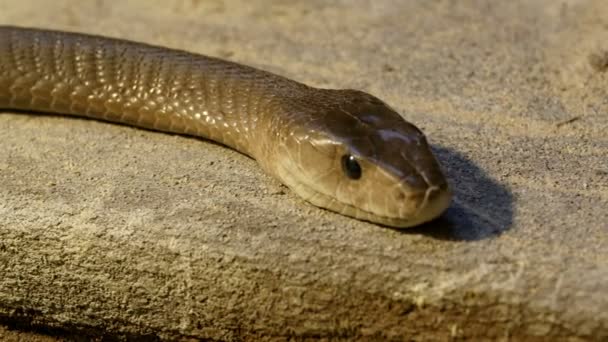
[398,145,514,241]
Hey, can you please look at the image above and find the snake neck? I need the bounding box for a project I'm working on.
[0,26,306,162]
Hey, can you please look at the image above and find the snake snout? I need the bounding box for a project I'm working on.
[413,181,452,223]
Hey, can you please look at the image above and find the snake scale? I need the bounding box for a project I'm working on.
[0,26,451,227]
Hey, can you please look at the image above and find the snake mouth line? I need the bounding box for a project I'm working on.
[291,178,452,228]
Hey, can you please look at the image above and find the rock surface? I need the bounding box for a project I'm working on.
[0,0,606,340]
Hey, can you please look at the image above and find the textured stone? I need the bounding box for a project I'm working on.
[0,0,606,340]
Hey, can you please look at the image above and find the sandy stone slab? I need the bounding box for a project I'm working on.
[0,1,606,340]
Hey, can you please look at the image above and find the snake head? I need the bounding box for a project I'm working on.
[272,89,451,228]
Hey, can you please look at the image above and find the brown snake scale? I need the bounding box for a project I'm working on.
[0,26,451,227]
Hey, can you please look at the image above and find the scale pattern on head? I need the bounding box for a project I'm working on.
[271,88,452,227]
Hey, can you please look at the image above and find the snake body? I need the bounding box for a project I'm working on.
[0,26,451,227]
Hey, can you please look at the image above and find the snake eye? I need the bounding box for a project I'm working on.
[341,155,362,180]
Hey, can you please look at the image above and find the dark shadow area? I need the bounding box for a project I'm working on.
[401,145,514,241]
[0,309,166,342]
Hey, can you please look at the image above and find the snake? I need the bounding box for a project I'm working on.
[0,26,451,228]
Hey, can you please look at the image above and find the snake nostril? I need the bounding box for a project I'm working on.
[426,186,441,202]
